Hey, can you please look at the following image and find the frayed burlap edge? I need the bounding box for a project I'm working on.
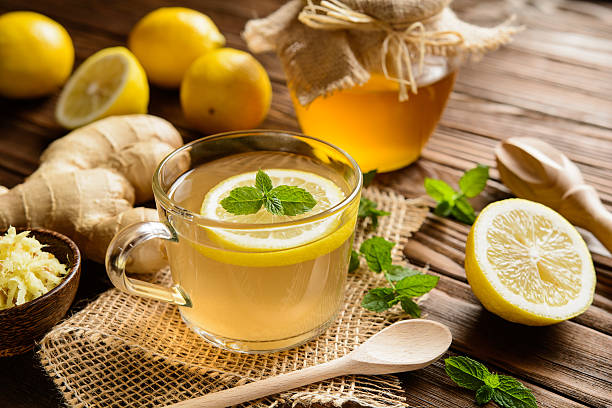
[39,187,430,408]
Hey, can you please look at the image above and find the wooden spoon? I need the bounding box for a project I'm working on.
[165,319,452,408]
[496,137,612,252]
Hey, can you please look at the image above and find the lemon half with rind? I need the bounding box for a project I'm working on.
[196,169,355,267]
[465,198,595,326]
[55,46,148,129]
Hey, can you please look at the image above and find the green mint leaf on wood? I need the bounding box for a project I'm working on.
[362,169,377,187]
[358,197,390,228]
[459,164,489,198]
[268,185,317,216]
[385,265,420,282]
[395,274,440,297]
[492,376,537,408]
[424,164,489,225]
[444,356,490,391]
[399,297,421,318]
[424,178,455,202]
[451,196,476,224]
[220,186,263,215]
[349,250,360,272]
[476,385,494,405]
[359,237,394,273]
[445,357,537,408]
[255,169,273,193]
[362,287,395,312]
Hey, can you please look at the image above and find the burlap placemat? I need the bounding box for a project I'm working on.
[39,187,430,408]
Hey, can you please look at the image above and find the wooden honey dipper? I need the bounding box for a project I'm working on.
[496,137,612,252]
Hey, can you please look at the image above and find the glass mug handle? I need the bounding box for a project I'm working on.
[105,222,192,307]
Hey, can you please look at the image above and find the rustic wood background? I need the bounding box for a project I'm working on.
[0,0,610,407]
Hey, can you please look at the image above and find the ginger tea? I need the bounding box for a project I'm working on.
[165,151,359,352]
[293,70,456,173]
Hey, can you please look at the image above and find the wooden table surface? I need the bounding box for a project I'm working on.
[1,0,611,407]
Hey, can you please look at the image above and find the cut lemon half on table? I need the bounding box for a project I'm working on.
[198,169,353,267]
[465,198,595,326]
[55,46,148,129]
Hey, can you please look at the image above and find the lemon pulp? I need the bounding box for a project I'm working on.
[55,47,148,128]
[465,199,595,325]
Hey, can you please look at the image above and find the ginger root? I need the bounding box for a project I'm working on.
[0,115,183,273]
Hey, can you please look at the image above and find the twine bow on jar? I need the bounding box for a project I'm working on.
[299,0,464,101]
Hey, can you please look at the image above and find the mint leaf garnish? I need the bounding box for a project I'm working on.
[221,170,317,216]
[445,357,537,408]
[424,178,455,202]
[385,265,420,282]
[492,376,537,408]
[355,235,437,317]
[395,274,440,297]
[255,169,273,193]
[358,197,390,228]
[349,250,360,272]
[362,169,377,187]
[360,237,394,273]
[424,164,489,224]
[267,185,317,216]
[476,385,494,405]
[362,287,395,312]
[459,164,489,198]
[444,356,490,390]
[220,186,263,215]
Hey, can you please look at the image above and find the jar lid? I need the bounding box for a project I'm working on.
[244,0,522,105]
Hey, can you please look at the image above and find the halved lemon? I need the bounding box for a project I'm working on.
[197,169,356,267]
[465,198,595,326]
[55,46,148,129]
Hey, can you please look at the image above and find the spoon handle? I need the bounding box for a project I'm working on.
[164,357,354,408]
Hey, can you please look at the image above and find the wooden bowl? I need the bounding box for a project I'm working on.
[0,228,81,356]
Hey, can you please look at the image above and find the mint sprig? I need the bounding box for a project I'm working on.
[445,356,537,408]
[221,170,317,216]
[424,164,489,224]
[358,197,390,228]
[353,236,439,317]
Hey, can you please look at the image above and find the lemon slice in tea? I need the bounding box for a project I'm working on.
[465,198,596,326]
[55,46,148,129]
[200,169,345,252]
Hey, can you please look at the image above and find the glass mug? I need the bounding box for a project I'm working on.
[106,131,362,353]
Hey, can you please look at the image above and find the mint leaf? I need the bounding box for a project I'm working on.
[485,373,500,388]
[476,385,494,405]
[358,197,390,228]
[268,185,317,216]
[444,356,490,391]
[359,237,394,272]
[362,287,395,312]
[451,196,476,224]
[220,187,263,215]
[399,297,421,317]
[492,376,537,408]
[459,164,489,198]
[349,250,360,272]
[425,178,455,202]
[395,274,439,297]
[434,200,453,217]
[385,265,420,282]
[256,169,273,193]
[264,195,283,215]
[363,169,377,187]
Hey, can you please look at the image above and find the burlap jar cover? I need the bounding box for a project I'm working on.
[244,0,521,104]
[39,187,431,407]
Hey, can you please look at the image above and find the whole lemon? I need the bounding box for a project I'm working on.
[128,7,225,88]
[0,11,74,98]
[181,48,272,134]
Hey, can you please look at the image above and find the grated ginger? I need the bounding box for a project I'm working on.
[0,227,67,310]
